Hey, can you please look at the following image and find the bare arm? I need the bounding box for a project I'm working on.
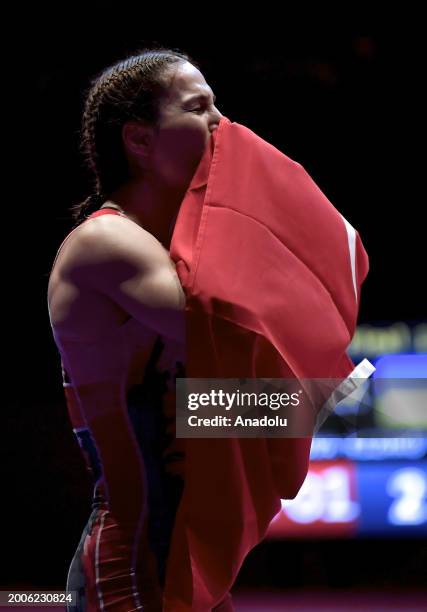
[67,215,187,342]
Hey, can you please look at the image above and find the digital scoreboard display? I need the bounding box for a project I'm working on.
[267,349,427,539]
[267,459,427,538]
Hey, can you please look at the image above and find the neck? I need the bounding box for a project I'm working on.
[106,177,187,249]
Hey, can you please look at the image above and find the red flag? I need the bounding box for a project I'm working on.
[164,116,372,610]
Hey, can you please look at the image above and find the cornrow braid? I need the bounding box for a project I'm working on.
[70,46,199,226]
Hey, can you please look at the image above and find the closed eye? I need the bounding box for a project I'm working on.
[186,95,217,114]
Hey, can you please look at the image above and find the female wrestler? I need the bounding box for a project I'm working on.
[47,47,227,611]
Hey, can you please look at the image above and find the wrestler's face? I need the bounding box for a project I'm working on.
[144,61,223,189]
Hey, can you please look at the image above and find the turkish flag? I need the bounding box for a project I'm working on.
[164,116,372,611]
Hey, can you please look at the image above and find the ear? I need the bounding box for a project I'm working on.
[122,120,156,159]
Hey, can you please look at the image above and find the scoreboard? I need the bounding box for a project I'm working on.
[267,348,427,539]
[267,458,427,538]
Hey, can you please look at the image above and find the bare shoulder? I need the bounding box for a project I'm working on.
[60,214,172,283]
[49,213,185,342]
[71,214,167,264]
[79,213,162,247]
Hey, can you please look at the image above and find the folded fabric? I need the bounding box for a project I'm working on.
[164,116,372,611]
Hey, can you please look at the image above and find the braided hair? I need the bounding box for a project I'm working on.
[71,46,199,226]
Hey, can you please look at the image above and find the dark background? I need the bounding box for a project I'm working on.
[3,4,425,594]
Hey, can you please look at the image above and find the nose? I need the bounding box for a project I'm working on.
[210,106,223,132]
